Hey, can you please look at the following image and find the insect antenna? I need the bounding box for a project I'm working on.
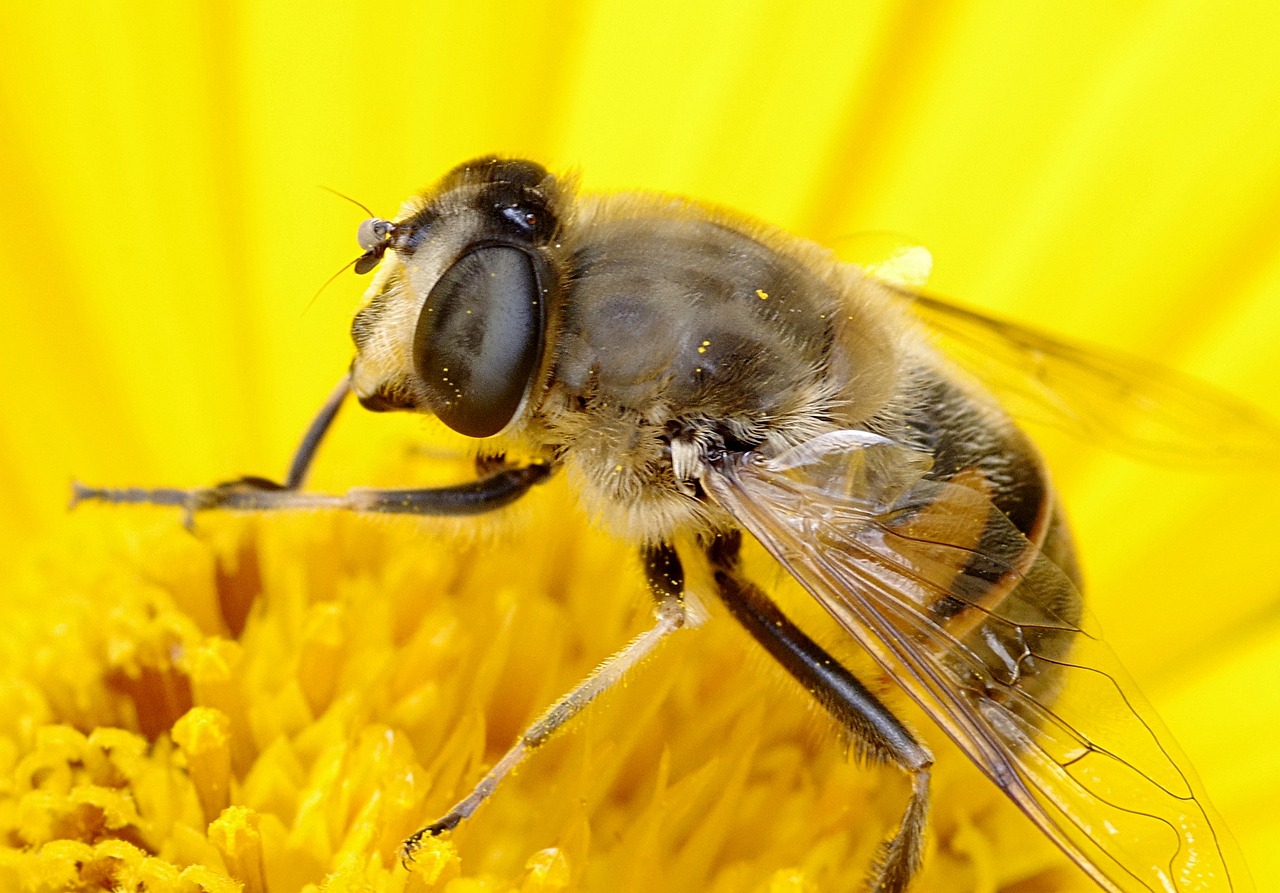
[302,186,389,315]
[302,254,363,316]
[319,184,377,218]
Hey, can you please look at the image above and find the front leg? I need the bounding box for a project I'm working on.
[72,371,553,520]
[284,372,353,488]
[72,463,552,520]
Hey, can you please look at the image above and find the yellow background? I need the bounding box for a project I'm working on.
[3,2,1279,889]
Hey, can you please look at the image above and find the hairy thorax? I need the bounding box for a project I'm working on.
[515,195,909,543]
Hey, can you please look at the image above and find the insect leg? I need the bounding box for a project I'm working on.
[706,531,933,893]
[401,543,690,865]
[72,367,552,519]
[284,372,352,488]
[72,463,552,521]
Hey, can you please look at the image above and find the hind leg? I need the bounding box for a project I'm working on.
[706,531,933,893]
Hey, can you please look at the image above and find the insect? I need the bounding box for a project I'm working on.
[77,157,1260,892]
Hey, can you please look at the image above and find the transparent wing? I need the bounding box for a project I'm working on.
[884,286,1280,465]
[702,430,1252,893]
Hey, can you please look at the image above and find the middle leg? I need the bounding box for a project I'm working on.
[400,541,694,864]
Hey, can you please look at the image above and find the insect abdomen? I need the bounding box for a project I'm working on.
[902,372,1083,702]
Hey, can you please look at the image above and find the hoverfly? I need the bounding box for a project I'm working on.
[77,157,1261,892]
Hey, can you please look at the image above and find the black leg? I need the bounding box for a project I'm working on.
[706,531,933,893]
[642,541,684,603]
[72,366,552,520]
[72,463,552,520]
[284,372,352,489]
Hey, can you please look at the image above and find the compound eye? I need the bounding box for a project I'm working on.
[413,245,548,437]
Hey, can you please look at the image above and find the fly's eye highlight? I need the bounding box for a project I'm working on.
[501,205,539,233]
[413,245,550,437]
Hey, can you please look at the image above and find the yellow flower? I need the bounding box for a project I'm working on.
[3,3,1279,892]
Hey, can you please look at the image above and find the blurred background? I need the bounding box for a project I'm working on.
[2,2,1279,887]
